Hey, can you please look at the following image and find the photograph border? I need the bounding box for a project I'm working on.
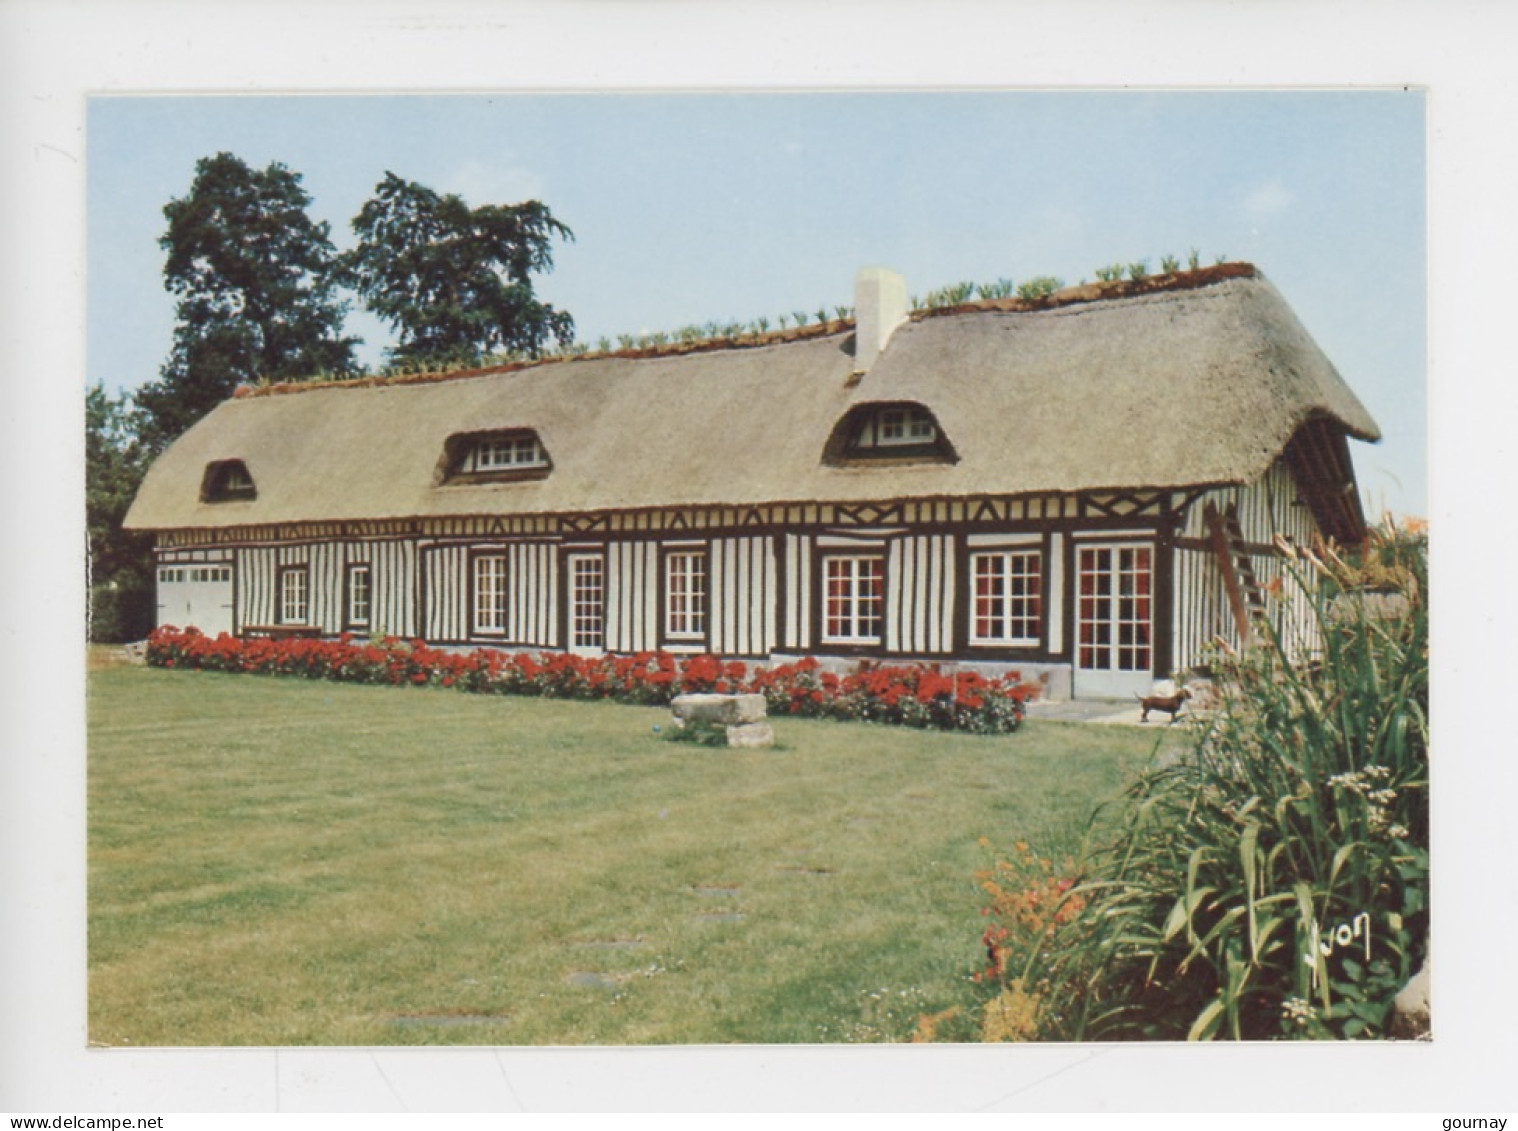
[4,0,1507,1114]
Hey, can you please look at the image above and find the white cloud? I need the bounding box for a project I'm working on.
[449,158,546,205]
[1244,178,1294,219]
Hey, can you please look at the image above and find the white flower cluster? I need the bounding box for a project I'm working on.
[1328,765,1393,794]
[1281,997,1315,1027]
[1328,766,1403,837]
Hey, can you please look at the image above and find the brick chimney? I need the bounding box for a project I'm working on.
[853,266,908,372]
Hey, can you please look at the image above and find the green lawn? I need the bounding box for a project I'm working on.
[87,658,1175,1046]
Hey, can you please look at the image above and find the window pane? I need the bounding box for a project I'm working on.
[474,434,545,471]
[822,555,883,643]
[970,549,1041,644]
[349,565,372,626]
[571,556,604,649]
[473,555,507,633]
[280,568,308,624]
[666,551,706,638]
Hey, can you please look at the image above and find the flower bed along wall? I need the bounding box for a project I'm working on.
[144,627,1036,735]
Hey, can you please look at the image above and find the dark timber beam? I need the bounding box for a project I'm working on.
[1204,501,1255,648]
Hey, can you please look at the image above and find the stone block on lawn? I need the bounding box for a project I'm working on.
[725,721,775,749]
[669,692,774,748]
[671,693,768,726]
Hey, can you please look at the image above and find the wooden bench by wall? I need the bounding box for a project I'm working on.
[241,625,324,641]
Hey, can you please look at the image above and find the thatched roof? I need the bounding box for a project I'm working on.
[124,267,1379,531]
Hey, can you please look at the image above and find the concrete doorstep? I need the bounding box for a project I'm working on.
[1022,699,1186,726]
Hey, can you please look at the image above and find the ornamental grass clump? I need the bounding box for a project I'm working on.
[967,519,1428,1040]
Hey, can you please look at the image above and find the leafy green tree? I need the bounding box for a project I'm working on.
[134,152,358,451]
[346,172,575,369]
[87,383,155,641]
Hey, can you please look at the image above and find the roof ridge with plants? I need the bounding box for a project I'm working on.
[234,258,1255,400]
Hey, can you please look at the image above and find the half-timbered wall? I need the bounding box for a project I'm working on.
[1173,543,1233,671]
[605,541,658,653]
[782,533,813,651]
[421,540,559,647]
[886,534,956,654]
[238,543,339,631]
[501,541,559,647]
[153,476,1331,694]
[345,540,419,637]
[709,536,779,657]
[1177,460,1316,547]
[158,502,1142,667]
[232,540,418,636]
[1172,460,1324,670]
[421,544,469,641]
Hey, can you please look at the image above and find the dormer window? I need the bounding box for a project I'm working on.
[469,434,548,472]
[822,401,958,467]
[439,429,553,485]
[200,459,257,502]
[864,406,937,448]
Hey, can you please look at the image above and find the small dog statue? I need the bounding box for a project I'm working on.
[1137,686,1191,724]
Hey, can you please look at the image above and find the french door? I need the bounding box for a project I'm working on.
[1074,543,1154,698]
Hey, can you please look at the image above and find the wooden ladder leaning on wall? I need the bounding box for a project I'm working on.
[1203,500,1267,649]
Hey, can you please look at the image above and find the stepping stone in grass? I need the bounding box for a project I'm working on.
[572,938,645,950]
[691,884,741,897]
[693,911,746,923]
[568,971,618,989]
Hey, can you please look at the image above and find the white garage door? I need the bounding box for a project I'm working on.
[157,564,235,637]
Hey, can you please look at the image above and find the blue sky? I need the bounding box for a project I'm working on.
[88,90,1426,515]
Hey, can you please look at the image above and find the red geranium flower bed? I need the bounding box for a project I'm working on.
[144,627,1036,734]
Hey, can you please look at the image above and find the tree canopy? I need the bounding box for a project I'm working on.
[92,155,581,638]
[345,172,575,369]
[87,383,155,641]
[133,152,358,451]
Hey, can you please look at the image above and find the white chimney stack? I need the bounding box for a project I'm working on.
[853,266,908,373]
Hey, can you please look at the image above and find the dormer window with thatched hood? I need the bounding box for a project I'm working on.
[199,459,257,503]
[822,401,959,467]
[438,429,553,485]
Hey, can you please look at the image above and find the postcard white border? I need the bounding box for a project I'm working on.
[4,0,1510,1114]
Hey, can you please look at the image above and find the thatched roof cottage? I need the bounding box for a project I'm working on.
[125,262,1379,699]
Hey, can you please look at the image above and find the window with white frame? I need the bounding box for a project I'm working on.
[278,566,309,625]
[473,554,508,634]
[441,430,552,483]
[569,554,605,651]
[665,550,707,640]
[970,550,1042,646]
[874,405,937,446]
[471,434,547,470]
[822,554,885,644]
[346,563,372,629]
[823,402,955,466]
